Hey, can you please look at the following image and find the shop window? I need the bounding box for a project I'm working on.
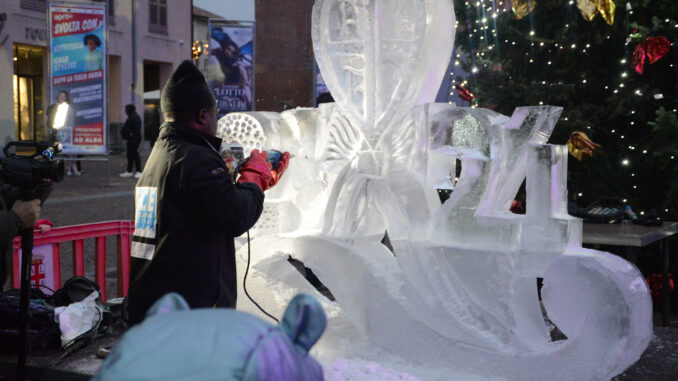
[149,0,167,34]
[13,45,46,142]
[20,0,46,12]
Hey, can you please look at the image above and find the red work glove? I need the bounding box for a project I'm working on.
[269,152,290,187]
[237,149,272,191]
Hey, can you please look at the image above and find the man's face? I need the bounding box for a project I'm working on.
[203,106,218,136]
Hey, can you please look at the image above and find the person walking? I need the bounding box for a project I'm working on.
[120,104,143,178]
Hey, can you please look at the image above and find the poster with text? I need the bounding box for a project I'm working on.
[49,4,107,154]
[208,21,254,119]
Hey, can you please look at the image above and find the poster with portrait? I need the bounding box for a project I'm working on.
[208,21,255,119]
[48,3,107,154]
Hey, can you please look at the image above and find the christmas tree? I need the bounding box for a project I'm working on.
[451,0,678,219]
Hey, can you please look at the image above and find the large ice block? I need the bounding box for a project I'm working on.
[214,1,652,379]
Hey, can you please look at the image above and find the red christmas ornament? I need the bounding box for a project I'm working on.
[632,36,671,74]
[455,84,476,102]
[644,36,671,64]
[632,43,646,74]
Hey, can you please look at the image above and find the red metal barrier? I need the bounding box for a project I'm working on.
[12,221,135,302]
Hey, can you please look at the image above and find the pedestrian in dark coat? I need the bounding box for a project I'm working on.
[120,104,142,178]
[126,60,289,325]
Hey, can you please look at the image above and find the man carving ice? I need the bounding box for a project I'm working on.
[127,60,289,324]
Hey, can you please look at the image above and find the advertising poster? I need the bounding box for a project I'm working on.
[208,21,254,118]
[49,4,107,154]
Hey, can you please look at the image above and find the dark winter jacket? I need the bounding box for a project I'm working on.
[127,122,264,324]
[121,112,142,143]
[0,184,22,287]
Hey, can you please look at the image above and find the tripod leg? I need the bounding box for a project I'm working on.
[17,228,34,381]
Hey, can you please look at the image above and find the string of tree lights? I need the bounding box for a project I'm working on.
[450,0,678,219]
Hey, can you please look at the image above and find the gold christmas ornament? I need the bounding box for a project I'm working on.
[596,0,615,25]
[577,0,615,25]
[567,131,601,161]
[576,0,597,22]
[512,0,537,20]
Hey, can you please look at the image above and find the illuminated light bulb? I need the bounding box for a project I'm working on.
[635,89,642,96]
[571,44,576,49]
[621,72,628,78]
[540,42,544,46]
[542,81,546,84]
[621,59,627,64]
[547,61,552,65]
[623,199,627,203]
[611,129,616,133]
[582,79,587,83]
[620,83,625,88]
[630,121,635,125]
[578,193,583,197]
[622,159,629,166]
[472,67,479,73]
[454,60,461,65]
[614,89,619,93]
[643,150,647,154]
[539,101,544,105]
[530,30,535,36]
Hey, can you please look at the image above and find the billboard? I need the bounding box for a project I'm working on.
[208,21,254,118]
[48,3,107,154]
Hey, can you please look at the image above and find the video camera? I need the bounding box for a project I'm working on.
[0,135,64,195]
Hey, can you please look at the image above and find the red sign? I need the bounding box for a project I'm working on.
[73,122,104,145]
[51,11,103,37]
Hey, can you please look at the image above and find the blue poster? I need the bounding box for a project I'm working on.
[49,4,107,154]
[208,22,255,118]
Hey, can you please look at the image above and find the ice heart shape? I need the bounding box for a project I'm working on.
[312,0,455,146]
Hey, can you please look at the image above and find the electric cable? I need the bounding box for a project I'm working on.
[243,230,279,323]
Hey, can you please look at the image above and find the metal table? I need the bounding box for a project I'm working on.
[583,221,678,327]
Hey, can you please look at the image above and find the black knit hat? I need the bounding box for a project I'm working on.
[161,60,216,116]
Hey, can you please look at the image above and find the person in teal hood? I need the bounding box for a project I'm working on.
[94,293,327,381]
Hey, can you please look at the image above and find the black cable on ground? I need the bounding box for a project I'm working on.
[243,230,279,323]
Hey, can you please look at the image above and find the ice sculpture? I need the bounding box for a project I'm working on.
[216,1,652,379]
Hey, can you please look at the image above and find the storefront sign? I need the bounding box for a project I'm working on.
[208,21,255,118]
[49,4,107,154]
[25,27,48,42]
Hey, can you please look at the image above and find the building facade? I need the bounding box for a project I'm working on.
[0,0,191,147]
[254,0,315,112]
